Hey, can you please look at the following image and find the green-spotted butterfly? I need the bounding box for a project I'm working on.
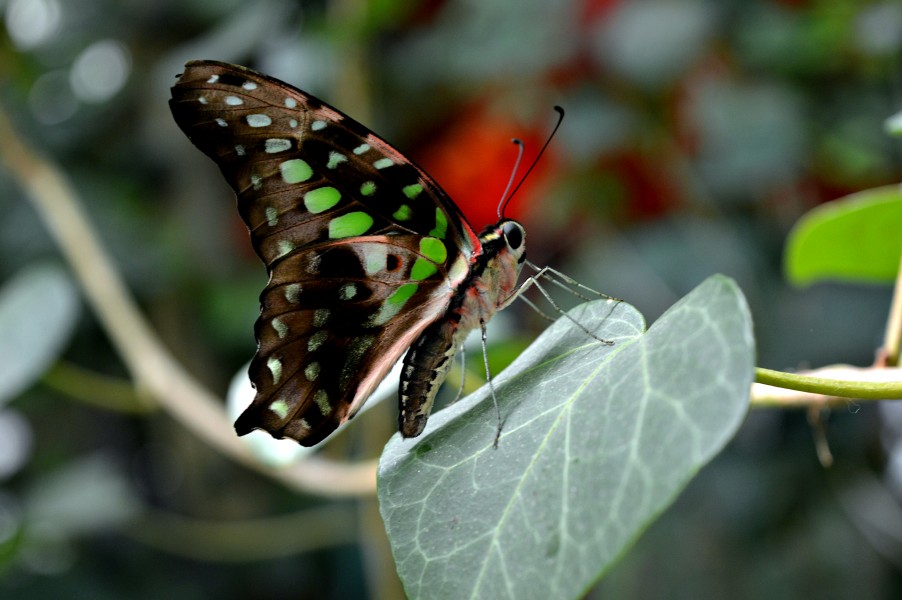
[169,60,572,447]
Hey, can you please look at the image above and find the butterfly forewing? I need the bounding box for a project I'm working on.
[170,60,481,445]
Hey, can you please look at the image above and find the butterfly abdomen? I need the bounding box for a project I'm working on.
[399,318,461,437]
[397,220,528,438]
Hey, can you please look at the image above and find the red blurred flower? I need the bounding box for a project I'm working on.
[415,102,555,229]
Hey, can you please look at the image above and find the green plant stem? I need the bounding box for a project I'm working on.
[883,251,902,366]
[43,361,156,414]
[754,367,902,403]
[124,504,358,562]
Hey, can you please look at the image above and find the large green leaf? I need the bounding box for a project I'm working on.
[378,275,754,600]
[784,186,902,286]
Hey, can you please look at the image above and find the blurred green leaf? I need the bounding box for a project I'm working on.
[785,186,902,286]
[23,454,138,537]
[886,110,902,136]
[378,276,753,600]
[0,264,80,406]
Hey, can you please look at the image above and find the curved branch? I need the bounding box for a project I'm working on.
[0,106,376,498]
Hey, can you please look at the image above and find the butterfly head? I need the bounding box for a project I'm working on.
[500,220,526,263]
[479,219,527,269]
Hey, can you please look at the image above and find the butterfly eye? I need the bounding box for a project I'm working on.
[501,221,524,250]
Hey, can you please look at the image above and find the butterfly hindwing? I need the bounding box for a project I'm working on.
[240,236,468,445]
[169,60,482,445]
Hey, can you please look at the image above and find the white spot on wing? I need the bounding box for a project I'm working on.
[327,152,347,169]
[313,308,330,327]
[276,240,294,258]
[284,283,301,303]
[246,114,272,127]
[272,317,288,339]
[313,390,330,415]
[305,362,320,381]
[308,330,327,351]
[264,138,291,153]
[267,356,282,385]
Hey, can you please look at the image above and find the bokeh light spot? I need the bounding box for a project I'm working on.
[70,40,132,103]
[6,0,62,50]
[28,70,78,125]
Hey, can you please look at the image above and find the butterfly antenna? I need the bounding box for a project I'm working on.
[497,139,525,219]
[499,106,565,218]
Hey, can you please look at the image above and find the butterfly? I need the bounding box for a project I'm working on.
[169,60,544,447]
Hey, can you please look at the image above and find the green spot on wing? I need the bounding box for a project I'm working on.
[387,283,418,305]
[393,204,412,221]
[360,181,376,196]
[304,187,341,213]
[410,258,438,281]
[368,285,417,326]
[269,398,290,419]
[429,208,448,239]
[403,183,423,199]
[329,212,374,238]
[280,159,312,183]
[313,390,331,416]
[419,237,448,264]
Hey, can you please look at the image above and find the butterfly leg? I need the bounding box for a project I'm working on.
[450,343,467,405]
[525,260,621,303]
[508,273,615,346]
[480,318,504,449]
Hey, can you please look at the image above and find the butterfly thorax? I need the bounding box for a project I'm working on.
[398,219,527,437]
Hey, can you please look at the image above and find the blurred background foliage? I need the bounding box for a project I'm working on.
[1,0,901,598]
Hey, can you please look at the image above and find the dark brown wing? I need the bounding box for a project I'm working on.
[169,60,480,445]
